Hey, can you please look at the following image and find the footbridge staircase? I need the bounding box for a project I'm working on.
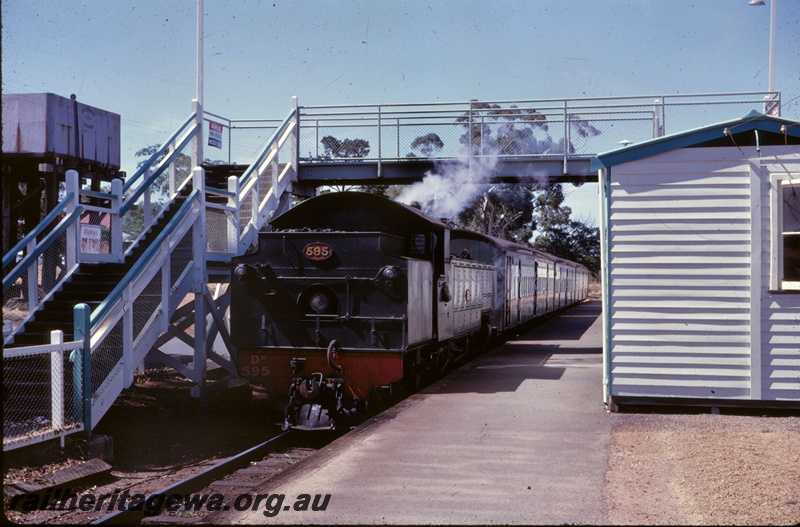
[2,91,779,450]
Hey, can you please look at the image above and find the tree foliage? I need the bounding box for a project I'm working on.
[122,143,192,239]
[320,136,371,158]
[456,184,537,244]
[529,184,601,276]
[448,102,601,275]
[408,133,444,158]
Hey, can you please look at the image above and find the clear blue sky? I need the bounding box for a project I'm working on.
[3,0,799,224]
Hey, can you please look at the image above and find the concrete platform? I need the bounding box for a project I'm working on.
[211,299,609,525]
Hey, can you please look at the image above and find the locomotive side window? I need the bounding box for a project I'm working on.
[411,234,427,255]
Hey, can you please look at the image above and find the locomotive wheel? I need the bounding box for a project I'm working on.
[365,386,384,416]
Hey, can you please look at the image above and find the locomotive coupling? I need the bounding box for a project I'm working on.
[284,373,352,431]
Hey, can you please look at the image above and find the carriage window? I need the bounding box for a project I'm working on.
[781,182,800,289]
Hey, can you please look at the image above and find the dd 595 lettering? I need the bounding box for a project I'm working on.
[242,355,270,377]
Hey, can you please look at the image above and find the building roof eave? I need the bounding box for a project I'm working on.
[591,111,800,171]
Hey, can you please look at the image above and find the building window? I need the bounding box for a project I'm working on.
[774,177,800,291]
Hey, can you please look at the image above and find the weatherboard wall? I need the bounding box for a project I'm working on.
[758,151,800,401]
[605,146,799,403]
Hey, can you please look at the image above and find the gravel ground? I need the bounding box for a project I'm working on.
[5,369,800,525]
[3,371,283,524]
[605,411,800,526]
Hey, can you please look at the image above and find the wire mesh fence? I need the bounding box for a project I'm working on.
[90,319,123,394]
[206,206,232,253]
[296,92,780,164]
[203,115,282,166]
[121,138,195,250]
[3,338,84,451]
[3,201,76,340]
[170,229,193,289]
[132,270,163,339]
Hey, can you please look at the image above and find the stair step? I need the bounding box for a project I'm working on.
[76,263,130,274]
[42,300,101,312]
[33,311,77,323]
[55,289,114,301]
[70,270,129,282]
[61,277,120,296]
[9,333,77,347]
[22,321,76,334]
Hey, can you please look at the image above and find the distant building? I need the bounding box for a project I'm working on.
[593,112,800,409]
[2,93,121,254]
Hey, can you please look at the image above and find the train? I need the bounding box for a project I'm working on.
[230,192,589,430]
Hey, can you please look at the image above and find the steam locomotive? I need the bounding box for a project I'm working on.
[230,192,589,430]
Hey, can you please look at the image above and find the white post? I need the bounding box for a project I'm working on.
[50,330,65,433]
[161,244,171,334]
[291,96,299,182]
[190,0,207,394]
[143,187,151,233]
[192,166,207,390]
[194,0,204,168]
[122,281,134,387]
[228,175,240,254]
[652,99,663,138]
[768,0,776,94]
[66,170,79,269]
[26,237,38,313]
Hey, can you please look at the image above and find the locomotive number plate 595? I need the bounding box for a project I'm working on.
[303,242,334,261]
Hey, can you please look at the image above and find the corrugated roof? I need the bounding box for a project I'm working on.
[591,111,800,170]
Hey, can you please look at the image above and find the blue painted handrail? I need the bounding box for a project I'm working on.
[79,188,119,201]
[2,207,83,292]
[90,189,199,328]
[2,193,75,269]
[239,108,297,187]
[123,114,198,192]
[120,125,199,216]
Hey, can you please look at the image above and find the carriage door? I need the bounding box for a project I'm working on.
[516,261,522,325]
[504,257,512,328]
[533,262,538,317]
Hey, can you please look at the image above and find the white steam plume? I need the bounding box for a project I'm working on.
[397,152,500,220]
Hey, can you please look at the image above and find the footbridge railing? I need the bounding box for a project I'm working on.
[294,91,780,176]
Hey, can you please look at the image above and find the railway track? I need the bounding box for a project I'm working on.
[91,431,327,525]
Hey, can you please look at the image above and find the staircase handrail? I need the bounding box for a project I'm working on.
[89,189,200,330]
[120,121,199,216]
[2,192,76,270]
[122,114,198,193]
[2,204,82,293]
[238,108,297,187]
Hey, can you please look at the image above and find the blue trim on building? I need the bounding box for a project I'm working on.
[591,112,800,170]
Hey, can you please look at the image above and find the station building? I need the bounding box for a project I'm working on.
[593,112,800,409]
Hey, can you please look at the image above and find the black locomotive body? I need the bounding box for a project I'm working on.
[230,192,589,430]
